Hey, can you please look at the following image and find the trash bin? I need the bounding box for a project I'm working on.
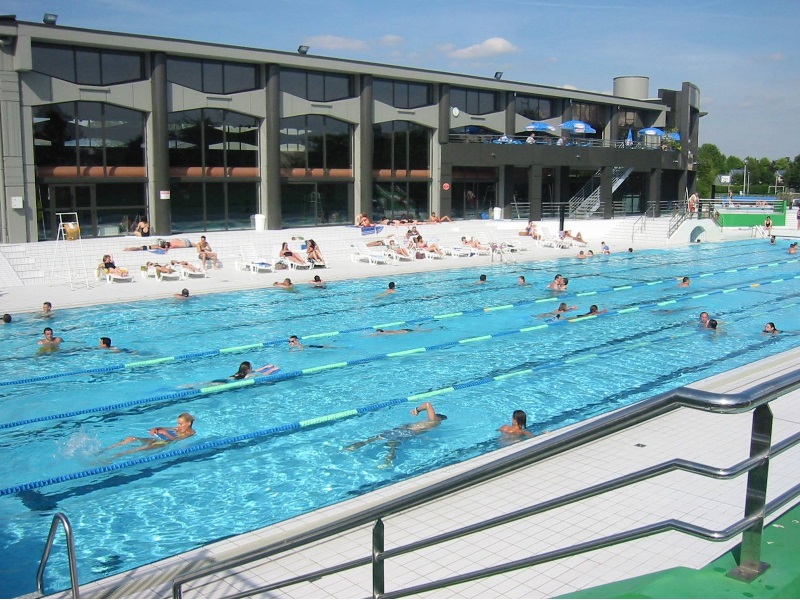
[253,214,266,231]
[492,207,503,220]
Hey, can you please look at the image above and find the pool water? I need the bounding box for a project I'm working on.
[1,240,799,596]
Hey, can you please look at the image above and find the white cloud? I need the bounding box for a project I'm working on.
[436,43,456,53]
[446,37,520,60]
[561,84,578,90]
[304,35,368,52]
[752,52,786,62]
[380,34,404,46]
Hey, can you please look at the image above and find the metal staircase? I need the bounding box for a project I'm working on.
[568,166,633,219]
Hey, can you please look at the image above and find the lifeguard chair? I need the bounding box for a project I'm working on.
[49,212,90,290]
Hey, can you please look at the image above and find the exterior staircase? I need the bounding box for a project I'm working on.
[0,245,39,288]
[568,167,634,219]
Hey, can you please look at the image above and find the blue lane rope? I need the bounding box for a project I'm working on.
[2,272,798,433]
[2,255,797,389]
[3,293,792,499]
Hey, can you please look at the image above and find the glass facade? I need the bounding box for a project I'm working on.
[280,182,350,227]
[166,57,259,94]
[170,181,258,232]
[32,43,144,85]
[516,94,555,122]
[281,68,354,102]
[373,79,432,109]
[372,181,429,220]
[33,102,145,168]
[168,109,259,169]
[279,115,351,170]
[570,101,603,135]
[450,87,498,115]
[373,121,430,171]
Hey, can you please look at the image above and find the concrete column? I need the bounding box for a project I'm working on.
[150,52,171,235]
[601,166,613,219]
[528,164,542,221]
[649,168,662,217]
[265,64,281,229]
[438,84,451,211]
[504,91,515,135]
[358,74,373,220]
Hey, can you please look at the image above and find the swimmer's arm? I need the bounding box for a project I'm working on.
[149,427,177,440]
[411,401,436,421]
[255,364,279,375]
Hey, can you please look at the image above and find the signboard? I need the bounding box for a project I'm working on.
[160,190,171,200]
[442,183,450,191]
[719,175,731,185]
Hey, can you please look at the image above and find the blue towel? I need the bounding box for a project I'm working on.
[361,226,384,236]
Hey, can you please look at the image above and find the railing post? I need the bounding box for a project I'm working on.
[372,518,385,598]
[728,404,773,582]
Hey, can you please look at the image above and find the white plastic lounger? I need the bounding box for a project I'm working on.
[350,241,391,265]
[236,243,272,273]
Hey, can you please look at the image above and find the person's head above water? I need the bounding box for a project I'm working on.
[232,361,253,379]
[512,409,527,429]
[99,337,112,348]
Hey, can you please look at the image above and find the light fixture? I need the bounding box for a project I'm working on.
[297,45,309,55]
[494,71,503,80]
[42,13,58,25]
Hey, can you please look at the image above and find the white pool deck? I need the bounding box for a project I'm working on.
[12,214,799,599]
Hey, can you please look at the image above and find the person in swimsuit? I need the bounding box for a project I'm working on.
[124,238,197,251]
[230,361,279,380]
[42,301,53,317]
[578,304,608,317]
[134,217,150,237]
[499,410,534,439]
[548,274,566,291]
[343,401,447,467]
[678,276,691,287]
[280,242,308,266]
[101,255,128,277]
[273,278,294,289]
[476,274,488,284]
[305,239,325,264]
[763,322,781,334]
[377,281,396,297]
[538,302,577,318]
[38,327,63,346]
[288,335,327,350]
[98,337,117,350]
[197,236,220,269]
[104,413,195,456]
[309,275,326,288]
[173,288,190,299]
[2,314,11,324]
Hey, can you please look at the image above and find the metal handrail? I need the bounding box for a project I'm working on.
[668,209,687,238]
[173,369,800,598]
[37,512,80,598]
[631,204,656,243]
[447,134,678,152]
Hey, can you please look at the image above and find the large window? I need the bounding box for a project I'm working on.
[281,68,353,102]
[168,109,259,169]
[166,57,259,94]
[516,94,555,121]
[170,181,258,232]
[372,181,429,220]
[571,101,603,133]
[373,79,432,109]
[280,182,350,227]
[33,102,145,168]
[279,115,352,170]
[450,87,498,115]
[32,43,144,85]
[373,121,430,171]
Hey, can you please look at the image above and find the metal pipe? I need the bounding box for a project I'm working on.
[37,512,80,598]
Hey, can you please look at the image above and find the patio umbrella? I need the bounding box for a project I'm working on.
[639,127,665,137]
[559,120,596,134]
[626,128,633,144]
[665,131,681,141]
[525,121,557,134]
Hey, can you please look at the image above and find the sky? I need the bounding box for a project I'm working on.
[7,0,799,161]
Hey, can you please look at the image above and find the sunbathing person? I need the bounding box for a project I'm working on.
[520,221,541,240]
[460,236,490,251]
[104,413,195,457]
[428,212,453,223]
[279,242,308,266]
[305,239,326,264]
[146,261,176,275]
[125,238,197,251]
[387,239,411,258]
[197,236,220,269]
[101,254,128,276]
[414,235,443,256]
[170,260,201,272]
[355,213,373,227]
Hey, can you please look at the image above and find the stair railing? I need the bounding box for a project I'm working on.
[37,512,80,598]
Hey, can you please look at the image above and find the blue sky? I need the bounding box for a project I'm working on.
[9,0,799,160]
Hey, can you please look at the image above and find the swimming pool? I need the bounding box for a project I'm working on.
[1,240,799,596]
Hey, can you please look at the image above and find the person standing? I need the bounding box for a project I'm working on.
[688,192,698,219]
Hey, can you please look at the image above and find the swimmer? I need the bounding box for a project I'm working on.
[288,335,327,350]
[309,275,326,288]
[499,410,534,438]
[377,281,396,297]
[476,274,488,284]
[678,276,690,287]
[104,412,195,456]
[517,276,529,286]
[576,250,587,259]
[273,278,294,289]
[231,361,279,379]
[371,328,414,335]
[42,301,53,317]
[578,304,608,317]
[769,236,776,245]
[2,314,10,324]
[587,250,595,258]
[548,274,566,291]
[98,337,117,350]
[38,327,63,346]
[707,319,718,330]
[174,288,190,299]
[343,401,447,467]
[539,302,577,318]
[789,242,798,255]
[763,322,780,334]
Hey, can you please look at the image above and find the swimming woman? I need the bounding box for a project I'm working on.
[104,412,195,456]
[499,410,534,438]
[231,361,279,379]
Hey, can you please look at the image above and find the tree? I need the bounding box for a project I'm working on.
[784,155,800,191]
[696,143,727,197]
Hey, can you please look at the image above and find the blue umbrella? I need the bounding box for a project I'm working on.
[559,120,596,134]
[665,131,681,141]
[626,128,633,144]
[525,121,557,133]
[639,127,665,136]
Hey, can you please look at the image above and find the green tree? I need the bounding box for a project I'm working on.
[784,155,800,191]
[696,143,727,197]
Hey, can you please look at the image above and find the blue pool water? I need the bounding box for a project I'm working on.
[1,240,799,596]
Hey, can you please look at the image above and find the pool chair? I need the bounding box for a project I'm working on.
[235,243,272,274]
[171,260,208,279]
[537,227,571,250]
[350,241,391,265]
[141,263,182,281]
[477,231,529,253]
[95,264,133,284]
[443,244,477,257]
[271,244,313,270]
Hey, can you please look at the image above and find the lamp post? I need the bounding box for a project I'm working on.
[743,159,747,196]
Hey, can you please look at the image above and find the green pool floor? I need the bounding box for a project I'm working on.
[560,502,800,599]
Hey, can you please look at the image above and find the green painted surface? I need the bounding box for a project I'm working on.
[559,502,800,599]
[717,200,786,227]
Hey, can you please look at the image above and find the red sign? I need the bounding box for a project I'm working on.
[442,183,451,191]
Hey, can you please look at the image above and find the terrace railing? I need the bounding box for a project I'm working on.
[172,368,800,598]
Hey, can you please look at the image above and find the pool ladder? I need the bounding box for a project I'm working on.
[37,512,80,598]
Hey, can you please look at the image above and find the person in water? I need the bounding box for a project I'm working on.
[231,361,279,379]
[499,410,534,438]
[104,413,195,456]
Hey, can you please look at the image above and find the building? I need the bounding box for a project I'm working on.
[0,15,700,243]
